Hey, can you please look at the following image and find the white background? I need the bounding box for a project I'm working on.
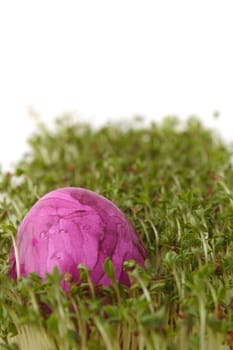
[0,0,233,171]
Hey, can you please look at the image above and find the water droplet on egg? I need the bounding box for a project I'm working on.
[59,229,68,234]
[40,231,48,239]
[49,228,56,235]
[55,252,63,260]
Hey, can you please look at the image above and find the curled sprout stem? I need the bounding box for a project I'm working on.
[10,232,20,279]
